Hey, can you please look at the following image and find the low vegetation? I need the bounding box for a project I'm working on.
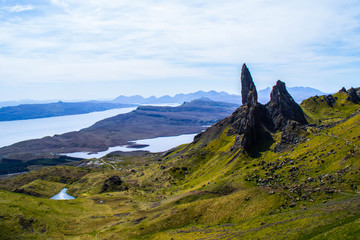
[0,87,359,239]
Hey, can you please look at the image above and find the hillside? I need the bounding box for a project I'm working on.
[0,65,359,239]
[0,101,134,121]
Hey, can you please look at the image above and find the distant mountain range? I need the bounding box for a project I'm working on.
[112,87,326,105]
[112,90,241,104]
[0,87,326,122]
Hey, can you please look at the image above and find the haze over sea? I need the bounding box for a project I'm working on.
[0,107,136,148]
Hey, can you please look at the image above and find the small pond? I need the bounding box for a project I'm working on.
[50,188,75,200]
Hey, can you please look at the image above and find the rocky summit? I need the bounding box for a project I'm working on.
[266,80,308,130]
[347,87,360,103]
[197,63,308,154]
[241,63,258,105]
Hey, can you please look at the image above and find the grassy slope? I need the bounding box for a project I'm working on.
[0,94,359,239]
[300,92,359,124]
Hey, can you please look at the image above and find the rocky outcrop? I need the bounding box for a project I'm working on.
[274,120,307,152]
[225,64,272,153]
[266,80,308,130]
[185,64,308,155]
[241,64,257,105]
[218,65,308,154]
[324,95,336,107]
[347,87,360,103]
[100,175,128,193]
[339,87,347,93]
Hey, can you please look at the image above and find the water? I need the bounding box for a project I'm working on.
[50,188,75,200]
[0,107,136,147]
[63,133,198,159]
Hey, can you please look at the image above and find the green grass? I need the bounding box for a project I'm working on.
[300,92,359,124]
[0,93,359,239]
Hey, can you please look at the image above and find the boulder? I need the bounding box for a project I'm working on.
[100,175,128,193]
[347,87,360,103]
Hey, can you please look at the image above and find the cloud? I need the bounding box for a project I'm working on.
[0,0,360,100]
[4,4,34,13]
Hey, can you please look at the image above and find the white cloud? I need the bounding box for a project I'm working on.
[0,0,360,100]
[4,4,34,13]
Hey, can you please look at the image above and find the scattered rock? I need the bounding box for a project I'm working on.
[289,202,296,208]
[133,217,146,225]
[100,175,128,193]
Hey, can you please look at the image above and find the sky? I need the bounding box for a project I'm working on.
[0,0,359,101]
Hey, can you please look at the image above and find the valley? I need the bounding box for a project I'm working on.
[0,65,359,239]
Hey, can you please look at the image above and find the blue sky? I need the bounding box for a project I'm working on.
[0,0,359,101]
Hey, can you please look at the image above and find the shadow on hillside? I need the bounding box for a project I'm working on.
[246,132,275,158]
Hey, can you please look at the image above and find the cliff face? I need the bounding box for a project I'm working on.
[197,63,308,154]
[266,80,308,130]
[234,64,308,153]
[241,64,257,106]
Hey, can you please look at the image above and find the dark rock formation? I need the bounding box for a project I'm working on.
[347,87,360,103]
[194,64,308,155]
[339,87,347,93]
[229,101,272,153]
[266,80,308,130]
[324,95,336,107]
[241,64,257,105]
[100,175,128,193]
[274,121,307,152]
[226,65,273,153]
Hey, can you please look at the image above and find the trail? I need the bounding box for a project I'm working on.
[313,132,358,148]
[100,159,116,170]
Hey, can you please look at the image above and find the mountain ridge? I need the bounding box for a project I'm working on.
[0,87,325,122]
[113,87,326,105]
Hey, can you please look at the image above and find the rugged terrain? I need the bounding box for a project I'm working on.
[0,64,359,239]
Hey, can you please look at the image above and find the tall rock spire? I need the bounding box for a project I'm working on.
[266,80,308,130]
[241,64,257,106]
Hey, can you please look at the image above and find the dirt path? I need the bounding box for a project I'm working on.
[315,133,358,148]
[100,159,116,170]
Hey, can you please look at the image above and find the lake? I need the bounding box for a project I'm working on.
[50,188,75,200]
[62,133,198,159]
[0,107,136,148]
[0,103,182,148]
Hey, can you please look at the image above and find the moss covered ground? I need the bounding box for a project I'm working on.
[0,94,359,239]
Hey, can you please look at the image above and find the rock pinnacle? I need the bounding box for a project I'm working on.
[241,64,257,106]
